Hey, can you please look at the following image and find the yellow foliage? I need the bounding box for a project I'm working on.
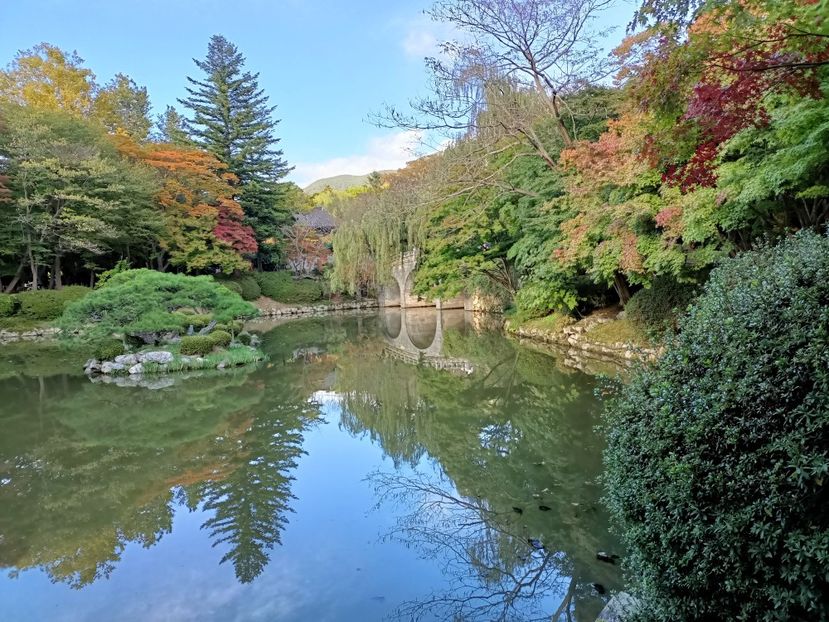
[0,43,96,115]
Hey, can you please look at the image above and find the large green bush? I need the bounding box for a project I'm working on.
[625,277,699,336]
[208,329,232,347]
[603,231,829,622]
[219,280,243,296]
[254,271,323,304]
[0,294,17,317]
[180,335,216,356]
[59,270,257,342]
[236,275,261,301]
[16,286,90,320]
[175,313,212,330]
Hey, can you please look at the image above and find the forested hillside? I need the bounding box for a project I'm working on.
[330,0,829,330]
[304,173,385,195]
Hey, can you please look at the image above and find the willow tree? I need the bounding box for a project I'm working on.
[329,159,439,295]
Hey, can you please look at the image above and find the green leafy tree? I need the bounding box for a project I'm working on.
[179,35,293,267]
[0,43,96,116]
[93,73,152,140]
[0,105,160,290]
[716,78,829,234]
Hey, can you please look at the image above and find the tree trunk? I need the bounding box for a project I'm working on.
[613,272,632,306]
[53,255,62,289]
[4,260,25,293]
[28,246,38,291]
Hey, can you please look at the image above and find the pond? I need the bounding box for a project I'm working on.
[0,309,623,622]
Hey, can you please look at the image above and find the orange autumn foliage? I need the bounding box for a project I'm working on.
[113,136,256,272]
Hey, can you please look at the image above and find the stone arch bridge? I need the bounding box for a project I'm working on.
[379,249,466,310]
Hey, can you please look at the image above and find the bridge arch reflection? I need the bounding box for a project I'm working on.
[379,309,473,373]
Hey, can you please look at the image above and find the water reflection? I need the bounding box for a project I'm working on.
[341,311,622,620]
[0,359,315,587]
[372,471,592,621]
[0,312,621,620]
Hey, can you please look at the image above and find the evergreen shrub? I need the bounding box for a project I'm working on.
[625,277,698,335]
[17,286,90,320]
[209,329,232,347]
[604,231,829,621]
[254,271,323,304]
[94,340,125,360]
[180,335,215,356]
[0,294,17,317]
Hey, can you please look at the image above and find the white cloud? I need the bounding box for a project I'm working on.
[402,27,439,59]
[398,14,460,60]
[290,130,426,188]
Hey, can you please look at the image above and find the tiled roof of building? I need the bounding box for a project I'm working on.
[294,207,337,231]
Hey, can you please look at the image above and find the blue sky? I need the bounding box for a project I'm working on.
[0,0,636,187]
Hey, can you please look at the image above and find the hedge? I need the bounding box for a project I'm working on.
[215,274,261,301]
[254,271,323,304]
[236,275,261,301]
[603,231,829,621]
[0,294,17,317]
[220,280,244,296]
[16,286,91,320]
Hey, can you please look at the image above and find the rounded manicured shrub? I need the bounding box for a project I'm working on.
[180,335,215,356]
[213,321,243,334]
[179,313,212,330]
[236,331,252,346]
[215,274,261,300]
[603,231,829,622]
[0,294,18,317]
[625,277,698,335]
[209,329,232,347]
[94,340,125,361]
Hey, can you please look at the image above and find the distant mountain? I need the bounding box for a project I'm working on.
[303,171,393,195]
[303,174,372,195]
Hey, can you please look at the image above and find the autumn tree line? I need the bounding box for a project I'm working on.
[0,35,307,293]
[330,0,829,328]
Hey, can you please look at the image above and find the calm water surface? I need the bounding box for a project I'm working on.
[0,310,623,622]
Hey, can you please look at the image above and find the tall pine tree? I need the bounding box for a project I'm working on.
[180,35,293,268]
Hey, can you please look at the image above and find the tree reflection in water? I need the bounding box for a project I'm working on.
[373,469,580,622]
[0,349,317,587]
[337,313,624,621]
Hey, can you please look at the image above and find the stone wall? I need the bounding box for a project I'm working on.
[257,300,380,317]
[0,327,61,344]
[505,312,661,368]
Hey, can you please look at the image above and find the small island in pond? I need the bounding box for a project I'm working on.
[58,269,266,375]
